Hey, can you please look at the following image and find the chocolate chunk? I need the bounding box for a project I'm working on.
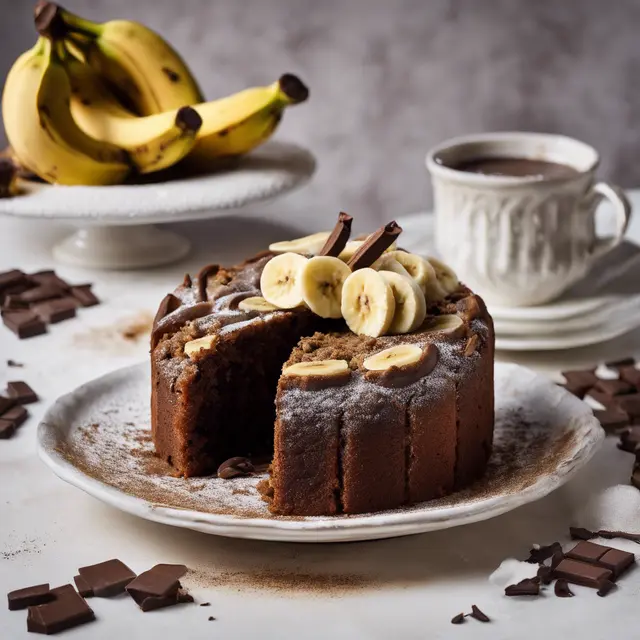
[561,369,598,397]
[208,616,216,621]
[153,293,181,327]
[566,540,609,563]
[597,580,616,597]
[7,583,52,610]
[570,527,596,541]
[2,310,46,339]
[218,456,254,479]
[505,578,540,596]
[536,565,553,584]
[596,548,635,580]
[69,285,99,307]
[0,405,28,428]
[0,269,26,293]
[464,333,480,356]
[78,559,136,597]
[587,389,618,409]
[27,584,95,635]
[196,264,220,302]
[347,221,402,270]
[619,366,640,389]
[7,359,23,367]
[73,575,93,598]
[615,395,640,422]
[618,427,640,453]
[469,604,490,623]
[32,297,77,323]
[0,396,15,415]
[606,357,635,369]
[126,564,187,599]
[15,283,65,305]
[553,558,613,589]
[456,295,488,322]
[0,419,16,439]
[551,550,565,568]
[133,588,193,612]
[6,381,38,404]
[593,379,635,397]
[451,613,465,624]
[559,382,588,399]
[28,270,70,291]
[554,579,574,598]
[525,541,562,564]
[318,212,353,257]
[593,408,629,433]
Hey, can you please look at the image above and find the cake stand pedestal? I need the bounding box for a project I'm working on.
[0,141,315,270]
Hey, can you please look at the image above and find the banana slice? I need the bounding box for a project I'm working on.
[422,314,465,338]
[282,359,351,389]
[383,251,446,301]
[341,268,396,337]
[363,344,423,370]
[372,254,412,278]
[380,271,427,334]
[260,252,309,309]
[427,257,460,295]
[300,256,352,318]
[269,232,330,256]
[184,334,217,357]
[338,238,397,263]
[363,343,439,388]
[238,296,279,312]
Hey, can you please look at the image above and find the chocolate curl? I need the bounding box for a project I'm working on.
[317,212,353,257]
[153,293,181,328]
[196,264,219,302]
[347,221,402,270]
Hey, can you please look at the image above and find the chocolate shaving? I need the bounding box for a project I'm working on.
[554,579,574,598]
[505,578,540,597]
[217,456,254,479]
[196,264,219,302]
[153,293,181,328]
[183,274,192,288]
[597,529,640,544]
[317,212,353,257]
[469,605,490,623]
[347,221,402,270]
[570,527,596,541]
[450,613,465,624]
[525,541,562,564]
[537,565,553,584]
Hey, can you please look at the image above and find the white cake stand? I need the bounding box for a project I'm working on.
[0,140,315,270]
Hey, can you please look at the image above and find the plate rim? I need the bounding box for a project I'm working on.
[37,361,604,542]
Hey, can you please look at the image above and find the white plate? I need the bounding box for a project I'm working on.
[37,362,603,543]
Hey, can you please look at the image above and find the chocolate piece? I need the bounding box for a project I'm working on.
[196,264,219,302]
[570,526,596,541]
[554,579,574,598]
[26,584,95,635]
[553,558,613,589]
[73,575,93,598]
[619,427,640,453]
[551,550,565,568]
[561,369,598,397]
[456,295,488,322]
[606,357,635,369]
[183,273,192,288]
[537,565,553,584]
[218,456,254,479]
[0,405,28,428]
[208,616,216,621]
[587,389,618,409]
[559,382,589,399]
[69,285,99,307]
[132,589,193,612]
[318,212,353,257]
[126,564,187,600]
[597,580,616,597]
[2,310,46,339]
[597,529,640,544]
[7,583,52,610]
[464,333,480,357]
[566,540,609,563]
[451,613,465,624]
[15,283,64,305]
[6,381,38,404]
[525,541,562,564]
[78,559,136,597]
[153,293,181,327]
[596,548,635,580]
[0,419,15,439]
[32,297,77,324]
[615,395,640,422]
[469,605,490,623]
[505,578,540,596]
[594,408,629,433]
[200,602,211,606]
[619,366,640,389]
[593,379,635,397]
[347,221,402,270]
[28,270,70,291]
[7,359,23,367]
[0,269,26,293]
[0,396,15,415]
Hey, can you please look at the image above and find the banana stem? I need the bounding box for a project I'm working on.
[56,5,103,38]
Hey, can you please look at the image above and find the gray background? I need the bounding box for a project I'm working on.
[2,0,639,226]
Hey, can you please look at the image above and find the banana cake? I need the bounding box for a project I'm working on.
[151,216,494,516]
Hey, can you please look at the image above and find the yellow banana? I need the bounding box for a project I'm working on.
[35,2,203,115]
[2,37,131,186]
[68,74,309,163]
[63,54,203,173]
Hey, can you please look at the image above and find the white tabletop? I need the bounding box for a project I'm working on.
[1,194,640,639]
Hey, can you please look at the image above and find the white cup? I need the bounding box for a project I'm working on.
[426,132,632,307]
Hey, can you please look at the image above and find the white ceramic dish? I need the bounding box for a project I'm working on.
[0,141,315,269]
[37,361,603,543]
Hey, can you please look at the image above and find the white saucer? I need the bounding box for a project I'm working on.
[0,141,315,269]
[37,361,602,543]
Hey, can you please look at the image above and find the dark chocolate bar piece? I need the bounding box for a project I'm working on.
[69,285,99,307]
[73,575,93,598]
[0,269,27,293]
[587,389,619,409]
[15,284,65,305]
[553,558,612,589]
[126,564,189,611]
[7,583,52,610]
[606,357,635,369]
[347,221,402,270]
[0,405,28,428]
[0,419,16,439]
[596,548,635,580]
[318,212,353,257]
[525,541,562,564]
[616,395,640,423]
[505,578,540,597]
[78,559,136,597]
[130,588,193,612]
[2,310,46,339]
[28,270,71,292]
[0,396,15,415]
[593,408,629,433]
[566,541,609,563]
[619,366,640,389]
[32,297,77,324]
[26,584,95,635]
[592,379,635,397]
[560,370,598,398]
[6,381,38,404]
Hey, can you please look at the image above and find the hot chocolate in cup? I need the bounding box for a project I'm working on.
[426,132,632,307]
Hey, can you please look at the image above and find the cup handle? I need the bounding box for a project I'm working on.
[588,182,632,260]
